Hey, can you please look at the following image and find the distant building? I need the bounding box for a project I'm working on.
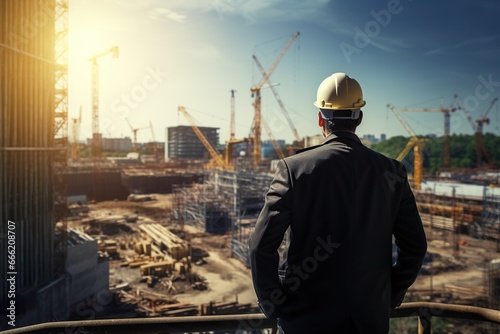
[86,137,133,152]
[362,134,387,144]
[363,134,377,143]
[262,139,287,159]
[102,137,133,152]
[304,134,323,147]
[165,125,220,160]
[262,139,286,147]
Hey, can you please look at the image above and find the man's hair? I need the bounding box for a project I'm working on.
[323,118,359,133]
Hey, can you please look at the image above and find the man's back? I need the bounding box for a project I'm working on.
[250,131,427,333]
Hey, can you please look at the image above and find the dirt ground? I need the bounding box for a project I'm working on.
[68,194,257,311]
[68,194,499,314]
[175,245,257,305]
[412,226,498,302]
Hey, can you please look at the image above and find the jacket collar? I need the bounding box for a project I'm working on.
[322,131,362,145]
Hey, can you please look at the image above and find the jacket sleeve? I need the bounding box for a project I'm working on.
[391,167,427,308]
[249,160,292,319]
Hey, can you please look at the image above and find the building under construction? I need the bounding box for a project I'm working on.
[172,170,273,263]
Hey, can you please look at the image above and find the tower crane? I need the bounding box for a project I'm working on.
[455,96,498,168]
[387,104,428,191]
[71,106,82,160]
[125,118,150,153]
[253,54,303,148]
[247,82,286,160]
[225,90,250,169]
[247,83,285,159]
[89,46,118,157]
[230,90,236,140]
[250,31,300,166]
[178,106,227,170]
[396,98,456,168]
[476,97,498,134]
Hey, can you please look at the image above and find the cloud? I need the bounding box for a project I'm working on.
[145,0,330,23]
[236,0,330,22]
[424,35,499,56]
[148,7,186,23]
[332,27,411,53]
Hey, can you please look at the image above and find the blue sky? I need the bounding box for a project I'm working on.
[68,0,500,145]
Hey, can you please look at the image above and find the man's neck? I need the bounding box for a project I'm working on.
[323,129,356,137]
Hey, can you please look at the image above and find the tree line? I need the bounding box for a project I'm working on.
[371,133,500,174]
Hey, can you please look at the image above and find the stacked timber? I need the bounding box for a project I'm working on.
[135,241,152,256]
[124,253,191,278]
[420,213,458,231]
[442,283,485,298]
[140,260,175,276]
[200,300,259,315]
[135,290,199,316]
[97,239,119,255]
[139,224,191,260]
[129,259,150,269]
[154,302,199,316]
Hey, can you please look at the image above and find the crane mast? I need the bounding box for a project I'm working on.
[253,55,302,147]
[456,96,498,168]
[251,90,262,166]
[71,106,82,160]
[474,98,498,168]
[250,31,299,166]
[476,97,498,134]
[230,90,236,140]
[89,46,118,157]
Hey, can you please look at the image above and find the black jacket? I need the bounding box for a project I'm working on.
[249,131,427,333]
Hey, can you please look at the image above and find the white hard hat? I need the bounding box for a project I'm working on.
[314,72,366,119]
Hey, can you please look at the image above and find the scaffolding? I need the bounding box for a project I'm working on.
[0,0,64,317]
[482,187,500,249]
[172,170,273,264]
[53,0,69,277]
[487,259,500,310]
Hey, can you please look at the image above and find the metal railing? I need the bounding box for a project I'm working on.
[2,302,500,334]
[391,302,500,334]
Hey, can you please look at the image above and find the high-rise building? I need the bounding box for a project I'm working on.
[165,125,220,160]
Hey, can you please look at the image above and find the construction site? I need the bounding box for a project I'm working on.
[1,1,500,333]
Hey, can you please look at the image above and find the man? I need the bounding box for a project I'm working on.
[249,72,427,333]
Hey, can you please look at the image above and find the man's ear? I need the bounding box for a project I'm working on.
[355,110,363,126]
[318,112,324,127]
